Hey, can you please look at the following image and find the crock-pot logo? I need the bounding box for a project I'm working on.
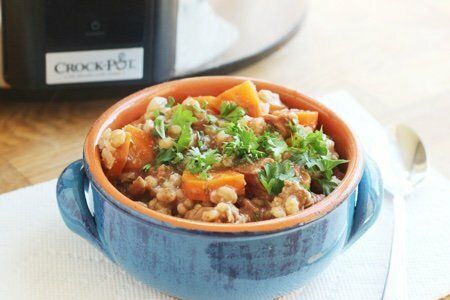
[54,53,136,74]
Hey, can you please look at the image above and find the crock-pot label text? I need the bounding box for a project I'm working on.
[46,48,144,85]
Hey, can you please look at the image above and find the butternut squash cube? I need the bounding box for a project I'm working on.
[181,170,246,201]
[211,81,264,117]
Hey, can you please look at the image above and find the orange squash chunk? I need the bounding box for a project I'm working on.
[181,170,246,201]
[297,110,319,130]
[210,81,263,117]
[105,133,131,178]
[123,125,155,171]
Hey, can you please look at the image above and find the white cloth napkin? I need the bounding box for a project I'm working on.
[1,91,449,300]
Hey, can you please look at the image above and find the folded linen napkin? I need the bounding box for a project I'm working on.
[0,91,448,300]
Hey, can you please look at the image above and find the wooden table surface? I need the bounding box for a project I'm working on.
[1,0,450,194]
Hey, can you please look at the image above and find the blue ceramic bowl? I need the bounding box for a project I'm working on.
[56,77,383,300]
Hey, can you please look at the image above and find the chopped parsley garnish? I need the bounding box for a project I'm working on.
[258,161,297,196]
[222,123,266,163]
[320,158,348,179]
[175,125,192,152]
[170,104,197,128]
[219,102,246,122]
[154,116,166,139]
[259,131,288,161]
[290,127,328,157]
[167,96,176,107]
[171,104,198,152]
[316,176,341,196]
[184,147,221,179]
[197,131,204,147]
[142,163,152,173]
[289,126,347,195]
[152,110,161,118]
[156,148,184,166]
[150,97,344,195]
[155,105,198,166]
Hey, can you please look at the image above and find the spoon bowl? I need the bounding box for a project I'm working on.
[394,125,428,191]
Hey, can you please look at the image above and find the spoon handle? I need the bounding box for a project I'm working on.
[383,194,408,300]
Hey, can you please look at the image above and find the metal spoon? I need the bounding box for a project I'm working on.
[382,124,428,300]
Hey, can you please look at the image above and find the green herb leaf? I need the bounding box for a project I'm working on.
[154,116,166,139]
[174,152,184,164]
[259,131,288,161]
[184,147,221,179]
[167,96,176,107]
[154,105,196,166]
[222,123,266,163]
[289,126,347,195]
[142,163,152,172]
[220,102,246,122]
[170,105,197,128]
[156,148,176,166]
[314,176,341,195]
[156,148,184,166]
[167,104,197,153]
[291,128,328,156]
[152,110,161,118]
[258,161,296,196]
[320,158,347,179]
[176,125,192,152]
[289,151,347,181]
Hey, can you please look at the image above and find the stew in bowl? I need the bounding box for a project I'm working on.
[57,77,382,299]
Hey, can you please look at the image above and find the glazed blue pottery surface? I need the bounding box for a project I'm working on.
[56,156,382,300]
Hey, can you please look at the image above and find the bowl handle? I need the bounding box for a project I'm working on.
[56,159,111,259]
[344,156,384,249]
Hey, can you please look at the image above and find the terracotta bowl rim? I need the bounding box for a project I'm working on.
[84,76,364,233]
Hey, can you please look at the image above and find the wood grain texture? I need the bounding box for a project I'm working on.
[1,0,450,193]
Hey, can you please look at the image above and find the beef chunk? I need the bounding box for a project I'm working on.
[235,158,274,200]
